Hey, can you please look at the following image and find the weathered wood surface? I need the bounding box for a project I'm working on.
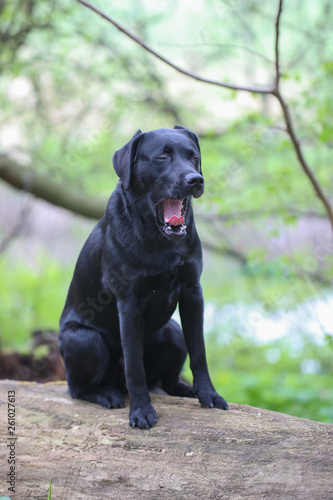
[0,380,332,500]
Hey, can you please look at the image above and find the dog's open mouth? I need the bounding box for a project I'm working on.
[157,198,188,237]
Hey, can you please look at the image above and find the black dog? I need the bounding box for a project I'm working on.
[59,126,228,428]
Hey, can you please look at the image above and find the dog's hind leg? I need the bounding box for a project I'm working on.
[58,325,125,408]
[144,319,195,398]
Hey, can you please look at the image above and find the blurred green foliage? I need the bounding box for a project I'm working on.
[0,0,333,423]
[203,334,333,424]
[0,255,70,350]
[182,328,333,423]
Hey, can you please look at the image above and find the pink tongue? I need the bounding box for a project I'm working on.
[166,215,184,226]
[163,199,184,226]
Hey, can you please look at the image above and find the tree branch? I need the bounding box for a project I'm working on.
[274,93,333,231]
[76,0,274,95]
[201,238,248,265]
[0,155,107,219]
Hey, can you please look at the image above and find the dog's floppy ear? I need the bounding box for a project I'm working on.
[113,130,143,190]
[174,125,202,175]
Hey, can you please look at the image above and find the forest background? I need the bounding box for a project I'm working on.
[0,0,332,423]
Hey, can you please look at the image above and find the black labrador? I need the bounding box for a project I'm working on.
[59,126,228,428]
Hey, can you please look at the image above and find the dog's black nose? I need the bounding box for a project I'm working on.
[185,173,204,187]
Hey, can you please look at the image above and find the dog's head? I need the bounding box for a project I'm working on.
[113,126,204,239]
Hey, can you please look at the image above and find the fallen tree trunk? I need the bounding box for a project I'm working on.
[0,380,332,500]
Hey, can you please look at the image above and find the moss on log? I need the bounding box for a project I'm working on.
[0,380,332,499]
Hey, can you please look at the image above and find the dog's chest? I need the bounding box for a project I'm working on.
[138,271,180,301]
[135,271,181,330]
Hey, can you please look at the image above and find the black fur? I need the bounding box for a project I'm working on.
[59,126,228,429]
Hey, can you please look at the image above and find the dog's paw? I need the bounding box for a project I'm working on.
[82,386,125,409]
[176,382,196,398]
[165,381,196,398]
[198,390,229,411]
[129,403,158,429]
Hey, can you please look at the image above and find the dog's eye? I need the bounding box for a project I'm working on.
[156,156,169,161]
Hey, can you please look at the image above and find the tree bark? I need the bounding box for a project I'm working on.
[0,380,332,499]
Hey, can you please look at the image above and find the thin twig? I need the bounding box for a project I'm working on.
[76,0,274,95]
[274,0,284,89]
[160,42,275,65]
[197,207,327,222]
[0,199,32,254]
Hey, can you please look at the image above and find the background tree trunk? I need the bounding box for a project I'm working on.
[0,380,332,499]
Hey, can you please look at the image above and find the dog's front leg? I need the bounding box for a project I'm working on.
[179,283,229,410]
[117,300,158,428]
